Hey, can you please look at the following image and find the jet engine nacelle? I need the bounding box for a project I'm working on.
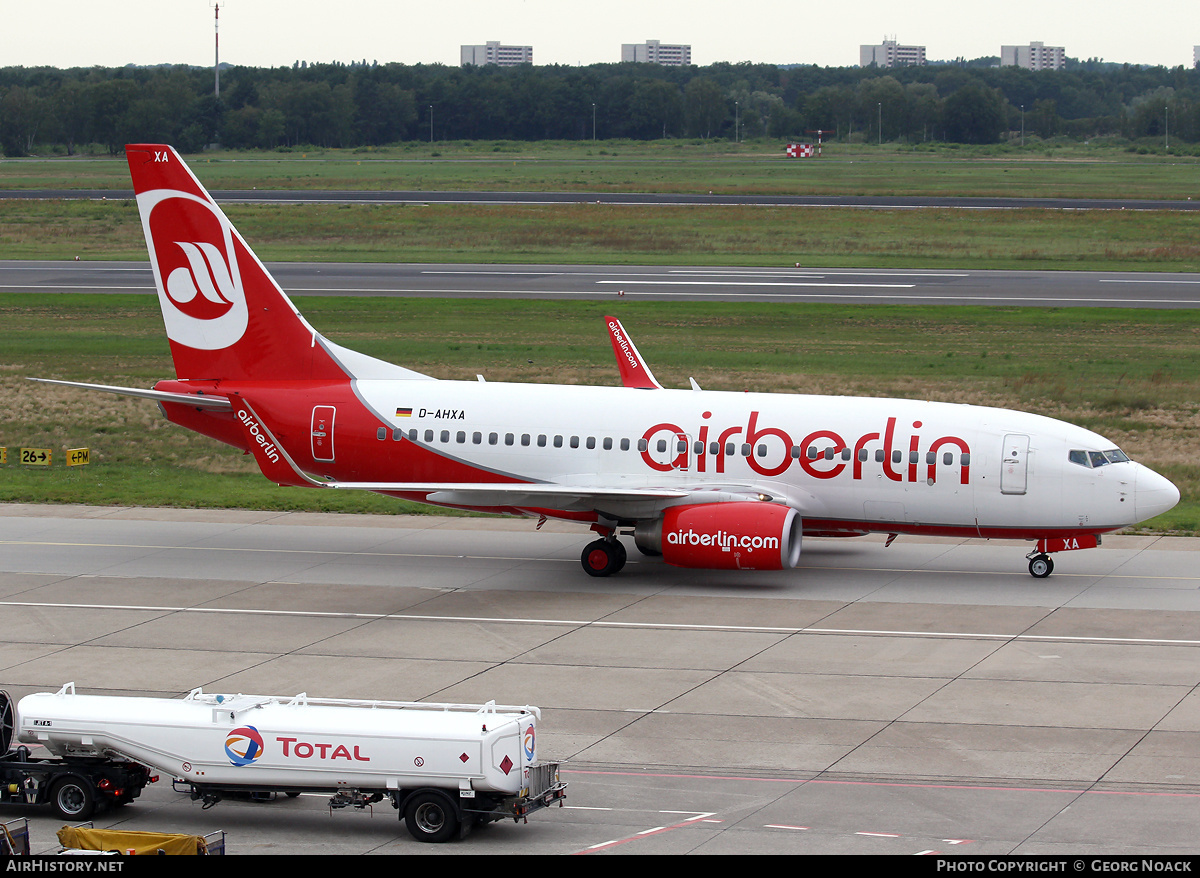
[635,502,802,570]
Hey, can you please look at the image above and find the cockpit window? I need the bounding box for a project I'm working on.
[1070,448,1130,468]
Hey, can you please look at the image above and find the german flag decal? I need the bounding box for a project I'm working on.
[396,407,412,418]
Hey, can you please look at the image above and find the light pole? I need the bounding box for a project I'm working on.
[592,103,596,142]
[1020,104,1024,147]
[878,102,882,145]
[429,105,434,144]
[1165,105,1169,150]
[735,101,739,143]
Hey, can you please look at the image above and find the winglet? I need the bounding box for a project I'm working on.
[231,398,326,488]
[605,317,663,390]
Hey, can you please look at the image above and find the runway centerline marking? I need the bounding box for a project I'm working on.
[597,279,917,289]
[2,595,1199,646]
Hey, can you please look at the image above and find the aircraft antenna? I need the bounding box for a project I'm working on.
[211,2,225,98]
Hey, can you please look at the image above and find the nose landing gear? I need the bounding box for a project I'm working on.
[1027,552,1054,579]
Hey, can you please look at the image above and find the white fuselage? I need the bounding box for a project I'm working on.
[352,379,1172,536]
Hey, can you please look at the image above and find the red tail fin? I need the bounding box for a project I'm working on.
[126,144,347,382]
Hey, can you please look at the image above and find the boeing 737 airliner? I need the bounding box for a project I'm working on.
[32,144,1180,578]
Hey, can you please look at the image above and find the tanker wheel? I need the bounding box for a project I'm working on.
[50,777,96,820]
[404,790,460,843]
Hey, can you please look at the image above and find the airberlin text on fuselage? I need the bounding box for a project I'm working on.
[237,408,281,463]
[641,411,971,484]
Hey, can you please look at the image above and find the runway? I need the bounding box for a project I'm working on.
[6,259,1200,308]
[2,504,1198,855]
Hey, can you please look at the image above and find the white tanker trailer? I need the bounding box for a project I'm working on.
[3,683,565,843]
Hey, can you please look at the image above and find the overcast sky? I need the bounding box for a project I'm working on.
[4,1,1197,70]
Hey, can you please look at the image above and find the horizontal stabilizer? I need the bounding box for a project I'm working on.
[27,378,233,409]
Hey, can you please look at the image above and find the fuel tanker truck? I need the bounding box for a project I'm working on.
[1,683,565,842]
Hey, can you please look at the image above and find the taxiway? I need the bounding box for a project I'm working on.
[1,504,1198,855]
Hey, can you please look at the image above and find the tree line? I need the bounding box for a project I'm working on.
[2,59,1199,156]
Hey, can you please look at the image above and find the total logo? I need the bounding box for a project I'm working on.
[224,727,372,767]
[523,723,536,762]
[225,725,265,767]
[277,736,371,762]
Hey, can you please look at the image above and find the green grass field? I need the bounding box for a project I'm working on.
[4,140,1200,200]
[3,295,1197,534]
[4,200,1200,271]
[4,141,1200,270]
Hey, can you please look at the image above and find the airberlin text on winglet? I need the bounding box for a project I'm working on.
[608,319,642,371]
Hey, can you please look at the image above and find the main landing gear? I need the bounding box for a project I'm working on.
[581,537,627,577]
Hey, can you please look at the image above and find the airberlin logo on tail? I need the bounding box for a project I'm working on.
[165,241,237,320]
[141,189,249,350]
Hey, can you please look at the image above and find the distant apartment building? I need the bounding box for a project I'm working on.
[1194,46,1200,67]
[859,39,926,68]
[621,40,692,66]
[1001,41,1066,71]
[460,42,533,67]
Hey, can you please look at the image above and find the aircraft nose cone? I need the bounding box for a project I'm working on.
[1135,466,1180,521]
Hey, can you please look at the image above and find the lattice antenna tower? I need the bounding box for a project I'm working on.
[212,2,226,98]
